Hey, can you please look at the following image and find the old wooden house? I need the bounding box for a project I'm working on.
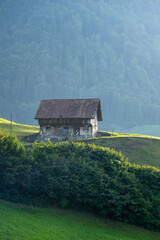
[34,98,102,141]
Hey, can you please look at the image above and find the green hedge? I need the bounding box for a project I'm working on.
[0,132,159,230]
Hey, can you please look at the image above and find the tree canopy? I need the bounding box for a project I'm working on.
[0,132,159,230]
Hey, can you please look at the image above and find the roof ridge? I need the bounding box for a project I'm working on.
[35,98,102,121]
[41,98,100,101]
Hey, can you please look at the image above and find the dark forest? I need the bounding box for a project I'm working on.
[1,0,160,130]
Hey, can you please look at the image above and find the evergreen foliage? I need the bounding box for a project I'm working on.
[0,132,159,230]
[1,1,160,130]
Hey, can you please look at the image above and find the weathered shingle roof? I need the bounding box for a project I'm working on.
[35,98,102,121]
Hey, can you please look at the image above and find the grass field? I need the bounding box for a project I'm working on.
[0,118,39,139]
[0,200,159,240]
[82,134,160,169]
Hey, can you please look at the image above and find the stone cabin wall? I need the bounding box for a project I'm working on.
[38,114,98,141]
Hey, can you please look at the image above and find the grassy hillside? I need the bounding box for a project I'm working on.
[0,118,39,139]
[81,132,160,169]
[127,125,160,137]
[1,118,160,168]
[0,200,159,240]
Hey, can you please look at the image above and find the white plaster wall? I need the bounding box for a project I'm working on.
[69,128,74,136]
[40,117,98,138]
[90,113,98,136]
[80,126,92,137]
[41,126,55,136]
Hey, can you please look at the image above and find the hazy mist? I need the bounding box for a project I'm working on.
[1,0,160,131]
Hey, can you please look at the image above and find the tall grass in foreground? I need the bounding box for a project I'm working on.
[0,200,160,240]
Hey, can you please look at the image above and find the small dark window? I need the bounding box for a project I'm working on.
[46,126,50,130]
[74,128,80,135]
[64,127,69,130]
[83,126,89,131]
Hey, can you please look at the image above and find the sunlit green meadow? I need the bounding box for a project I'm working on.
[0,118,39,138]
[0,200,159,240]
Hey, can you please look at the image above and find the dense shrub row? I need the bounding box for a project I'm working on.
[0,132,159,230]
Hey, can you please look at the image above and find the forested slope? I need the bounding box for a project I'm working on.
[1,0,160,130]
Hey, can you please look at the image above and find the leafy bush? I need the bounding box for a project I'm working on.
[0,133,159,230]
